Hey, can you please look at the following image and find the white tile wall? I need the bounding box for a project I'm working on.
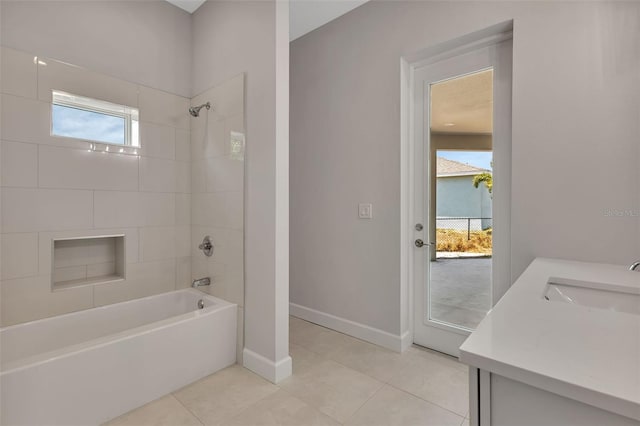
[53,265,88,283]
[192,116,226,159]
[175,161,191,193]
[1,275,94,326]
[38,145,139,191]
[53,238,116,269]
[204,156,244,193]
[0,47,37,99]
[1,188,94,232]
[140,157,176,193]
[1,233,39,280]
[93,191,141,229]
[1,140,38,187]
[87,262,116,278]
[175,256,192,289]
[139,86,190,130]
[191,73,244,119]
[140,192,175,227]
[175,129,191,162]
[140,122,176,160]
[93,259,176,306]
[37,57,139,107]
[176,226,192,258]
[1,93,53,145]
[175,193,191,226]
[0,47,192,326]
[191,160,207,194]
[38,229,139,276]
[139,226,176,262]
[190,74,245,314]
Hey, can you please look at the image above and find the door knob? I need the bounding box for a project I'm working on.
[415,239,425,248]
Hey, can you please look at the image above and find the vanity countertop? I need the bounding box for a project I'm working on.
[459,258,640,421]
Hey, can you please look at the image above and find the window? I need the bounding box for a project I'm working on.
[51,90,139,147]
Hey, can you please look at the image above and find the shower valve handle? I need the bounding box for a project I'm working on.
[199,236,214,257]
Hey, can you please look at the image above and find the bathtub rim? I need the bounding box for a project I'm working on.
[1,288,236,375]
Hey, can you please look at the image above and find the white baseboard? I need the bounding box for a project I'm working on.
[400,330,412,352]
[290,303,410,353]
[242,348,292,384]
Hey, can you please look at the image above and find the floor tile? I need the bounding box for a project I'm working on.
[290,321,356,358]
[407,345,468,372]
[104,395,202,426]
[222,390,340,426]
[290,343,326,376]
[327,337,406,383]
[389,351,469,416]
[345,385,463,426]
[280,358,383,422]
[173,365,279,425]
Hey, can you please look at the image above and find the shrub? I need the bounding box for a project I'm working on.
[436,228,492,254]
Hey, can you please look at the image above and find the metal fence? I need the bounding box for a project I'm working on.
[436,217,493,241]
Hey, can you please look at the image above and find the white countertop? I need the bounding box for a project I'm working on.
[459,258,640,421]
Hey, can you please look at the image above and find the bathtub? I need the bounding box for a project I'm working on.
[1,289,237,425]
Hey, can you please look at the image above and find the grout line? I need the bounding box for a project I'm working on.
[36,143,40,188]
[277,387,346,425]
[385,381,467,419]
[170,393,205,426]
[92,190,95,228]
[215,388,279,425]
[342,381,385,425]
[35,54,39,99]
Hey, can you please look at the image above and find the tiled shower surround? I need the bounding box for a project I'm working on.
[190,74,245,361]
[0,46,245,334]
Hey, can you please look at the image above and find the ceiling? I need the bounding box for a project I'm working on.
[430,69,493,134]
[166,0,206,14]
[289,0,369,41]
[165,0,370,41]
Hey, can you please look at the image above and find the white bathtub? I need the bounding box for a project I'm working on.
[1,289,237,425]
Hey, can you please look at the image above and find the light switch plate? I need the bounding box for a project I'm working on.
[358,203,373,219]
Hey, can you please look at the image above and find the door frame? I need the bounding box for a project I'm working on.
[400,22,513,356]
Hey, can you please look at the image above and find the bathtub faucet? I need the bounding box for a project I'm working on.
[192,277,211,288]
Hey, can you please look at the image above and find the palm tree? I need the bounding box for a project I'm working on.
[473,172,492,194]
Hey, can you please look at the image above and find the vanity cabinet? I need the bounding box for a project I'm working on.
[469,367,640,426]
[460,259,640,426]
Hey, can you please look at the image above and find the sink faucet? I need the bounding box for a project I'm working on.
[630,261,640,271]
[192,277,211,288]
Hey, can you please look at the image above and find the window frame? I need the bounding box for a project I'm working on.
[51,90,139,147]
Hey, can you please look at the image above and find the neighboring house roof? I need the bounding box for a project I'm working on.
[437,157,490,177]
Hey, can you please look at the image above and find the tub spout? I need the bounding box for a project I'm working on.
[192,277,211,288]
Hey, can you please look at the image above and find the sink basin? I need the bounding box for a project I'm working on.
[544,277,640,315]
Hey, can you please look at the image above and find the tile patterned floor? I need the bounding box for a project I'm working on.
[105,317,470,426]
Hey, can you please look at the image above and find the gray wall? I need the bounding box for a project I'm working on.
[0,0,192,97]
[290,1,640,336]
[437,176,492,219]
[192,0,290,374]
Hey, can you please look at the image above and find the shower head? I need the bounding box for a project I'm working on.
[189,102,211,117]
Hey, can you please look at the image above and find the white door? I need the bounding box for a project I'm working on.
[412,39,512,356]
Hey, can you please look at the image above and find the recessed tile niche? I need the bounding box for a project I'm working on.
[52,235,125,290]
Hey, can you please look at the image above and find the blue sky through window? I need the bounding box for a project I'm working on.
[52,104,125,145]
[438,150,492,170]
